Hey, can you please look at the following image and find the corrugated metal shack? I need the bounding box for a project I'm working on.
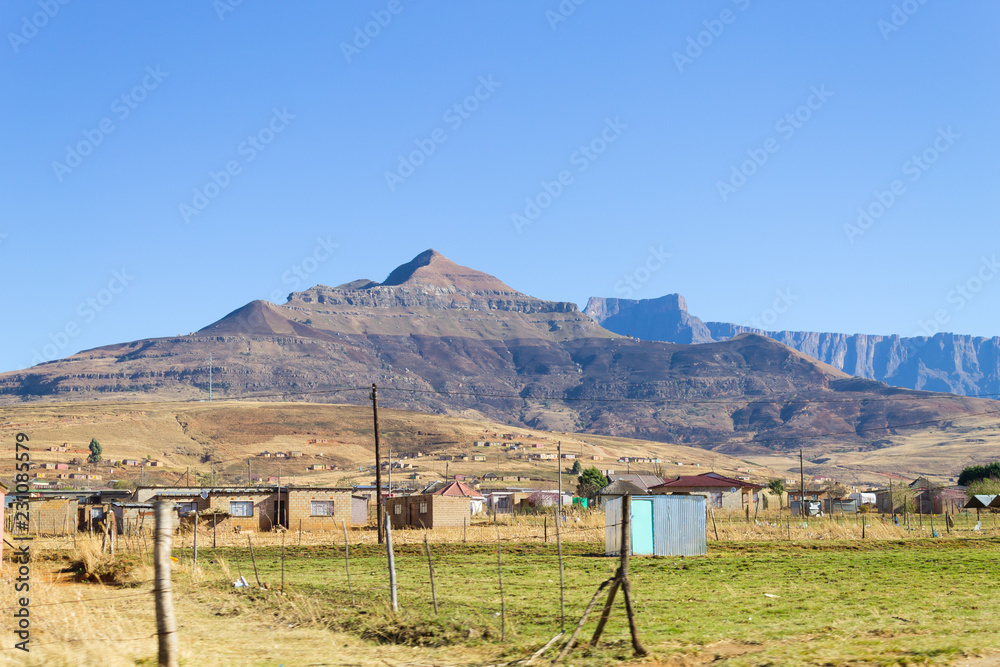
[605,495,707,557]
[824,498,858,514]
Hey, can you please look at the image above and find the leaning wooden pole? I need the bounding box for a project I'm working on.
[343,520,355,606]
[554,578,613,664]
[247,535,262,588]
[424,531,438,615]
[153,500,179,667]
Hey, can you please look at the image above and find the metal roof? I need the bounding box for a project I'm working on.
[965,494,997,509]
[652,475,752,490]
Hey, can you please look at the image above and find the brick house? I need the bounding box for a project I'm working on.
[386,494,470,529]
[285,487,354,531]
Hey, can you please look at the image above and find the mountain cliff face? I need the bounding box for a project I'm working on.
[0,250,993,454]
[585,296,1000,397]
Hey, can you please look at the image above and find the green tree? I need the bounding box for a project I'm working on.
[87,437,102,463]
[766,478,786,508]
[570,459,582,475]
[959,462,1000,486]
[967,477,1000,498]
[577,466,608,499]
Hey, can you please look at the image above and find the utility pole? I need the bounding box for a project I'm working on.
[799,449,805,519]
[208,353,212,401]
[372,383,384,544]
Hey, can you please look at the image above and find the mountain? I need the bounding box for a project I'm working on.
[584,295,1000,397]
[1,250,995,455]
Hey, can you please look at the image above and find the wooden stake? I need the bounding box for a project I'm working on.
[554,578,613,664]
[343,520,355,606]
[710,507,719,541]
[463,517,467,544]
[280,529,285,594]
[153,500,179,667]
[424,531,438,615]
[247,534,262,588]
[213,515,217,549]
[298,518,302,546]
[544,516,548,543]
[590,578,621,646]
[385,511,398,612]
[497,525,506,643]
[555,504,565,632]
[192,512,198,565]
[526,631,564,665]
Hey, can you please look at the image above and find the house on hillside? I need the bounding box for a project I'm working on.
[433,480,485,514]
[386,494,471,528]
[788,488,828,516]
[649,474,761,510]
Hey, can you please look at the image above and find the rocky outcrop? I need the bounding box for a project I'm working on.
[586,295,1000,397]
[0,251,994,454]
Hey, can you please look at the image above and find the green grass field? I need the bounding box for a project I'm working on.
[198,533,1000,666]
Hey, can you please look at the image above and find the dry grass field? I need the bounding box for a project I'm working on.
[5,511,1000,666]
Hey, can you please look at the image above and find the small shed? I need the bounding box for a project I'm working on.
[965,494,997,509]
[605,495,707,557]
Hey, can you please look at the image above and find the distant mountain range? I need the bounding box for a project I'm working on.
[584,294,1000,397]
[1,250,994,455]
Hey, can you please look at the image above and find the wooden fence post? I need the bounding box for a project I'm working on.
[153,500,179,667]
[343,520,355,606]
[619,495,647,656]
[192,513,198,566]
[385,511,398,612]
[555,504,565,632]
[497,525,506,643]
[280,529,285,593]
[424,531,438,615]
[247,535,262,588]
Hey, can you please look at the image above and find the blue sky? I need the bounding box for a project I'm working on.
[2,1,998,374]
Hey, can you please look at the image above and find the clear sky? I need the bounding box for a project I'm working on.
[2,1,998,374]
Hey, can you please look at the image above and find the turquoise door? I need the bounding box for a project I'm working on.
[631,499,654,555]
